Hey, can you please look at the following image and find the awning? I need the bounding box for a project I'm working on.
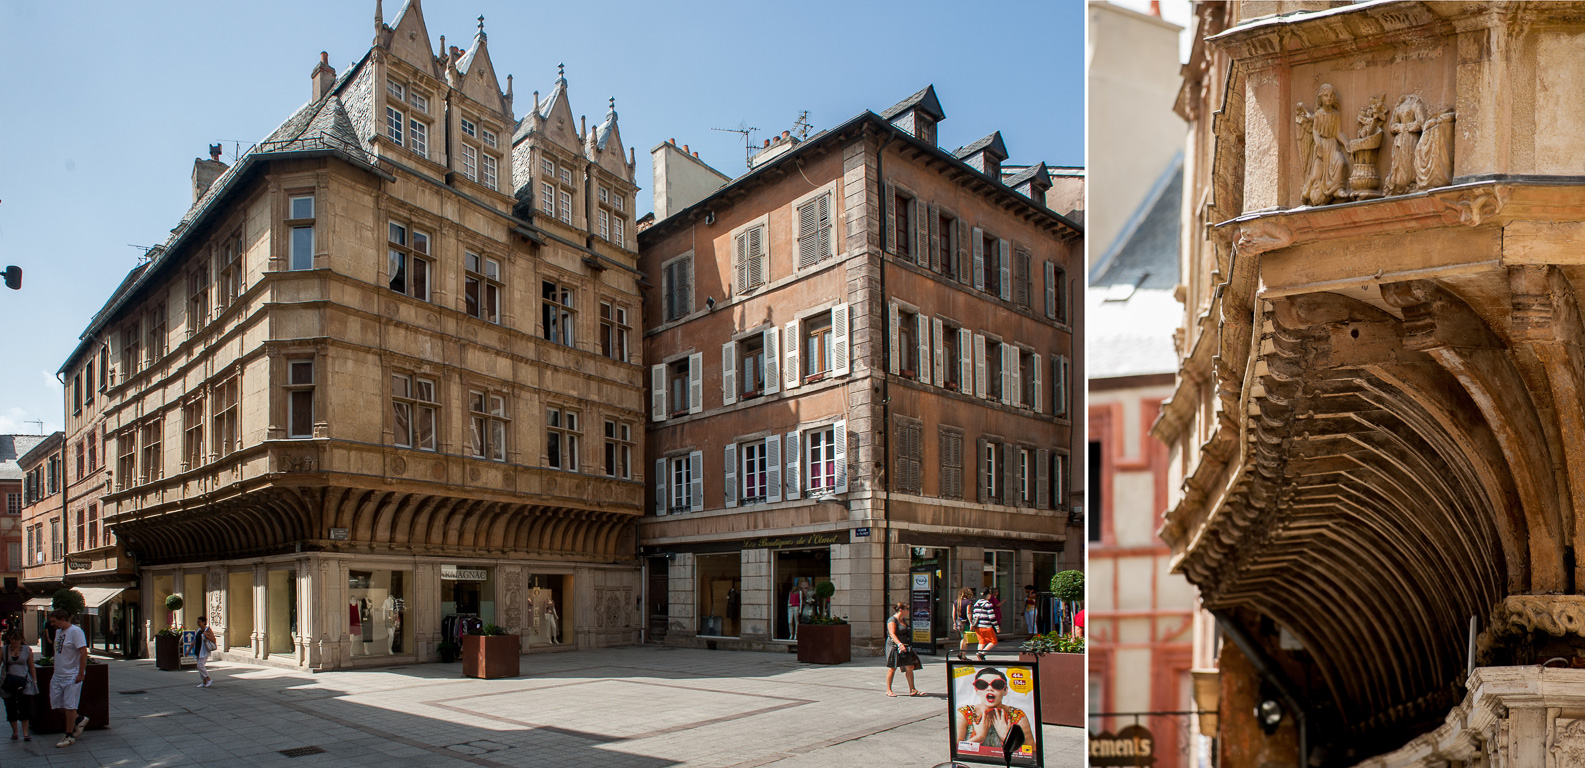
[77,587,126,609]
[22,597,52,609]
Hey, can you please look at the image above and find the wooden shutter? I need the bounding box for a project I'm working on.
[974,334,987,399]
[959,328,972,395]
[798,198,818,268]
[913,198,927,267]
[1044,261,1057,319]
[1035,448,1050,509]
[972,227,985,291]
[1009,346,1021,408]
[724,443,738,508]
[689,450,703,512]
[655,458,667,515]
[976,437,988,502]
[1055,355,1068,418]
[1001,344,1013,406]
[734,233,748,293]
[763,328,779,395]
[1057,267,1068,322]
[651,364,666,421]
[928,203,940,273]
[958,219,971,286]
[888,302,900,375]
[884,182,897,254]
[750,226,765,288]
[681,258,693,316]
[833,419,848,493]
[688,352,703,414]
[663,261,677,321]
[831,304,850,376]
[1032,353,1043,413]
[998,239,1011,301]
[766,436,782,503]
[1002,443,1016,507]
[916,313,930,386]
[784,320,801,389]
[722,342,737,406]
[1015,248,1030,307]
[932,318,945,387]
[817,193,833,261]
[784,431,801,500]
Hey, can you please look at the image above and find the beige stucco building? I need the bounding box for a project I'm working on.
[77,1,646,670]
[1160,1,1585,765]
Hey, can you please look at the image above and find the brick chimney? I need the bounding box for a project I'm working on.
[311,51,337,102]
[192,144,228,204]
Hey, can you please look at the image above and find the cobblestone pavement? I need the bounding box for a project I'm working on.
[0,646,1083,767]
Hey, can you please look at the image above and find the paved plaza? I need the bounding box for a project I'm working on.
[0,645,1083,767]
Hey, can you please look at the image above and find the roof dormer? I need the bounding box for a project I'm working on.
[880,84,945,146]
[954,131,1008,180]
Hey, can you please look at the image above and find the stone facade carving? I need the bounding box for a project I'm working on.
[1415,106,1456,191]
[1551,718,1585,765]
[1385,94,1427,196]
[1437,187,1507,228]
[1347,95,1388,200]
[502,568,522,629]
[1233,220,1294,255]
[1296,84,1350,206]
[280,453,316,473]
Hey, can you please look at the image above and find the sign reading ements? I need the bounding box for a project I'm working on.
[440,565,488,581]
[742,532,847,550]
[1088,725,1155,766]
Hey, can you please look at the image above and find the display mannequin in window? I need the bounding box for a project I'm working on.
[799,580,816,624]
[545,594,560,644]
[787,579,803,640]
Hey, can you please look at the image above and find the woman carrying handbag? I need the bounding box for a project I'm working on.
[884,603,924,697]
[3,630,38,741]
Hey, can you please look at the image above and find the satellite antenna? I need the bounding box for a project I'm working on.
[792,111,812,140]
[711,122,758,168]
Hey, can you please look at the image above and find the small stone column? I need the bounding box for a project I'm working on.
[668,554,695,640]
[251,564,267,658]
[740,549,770,641]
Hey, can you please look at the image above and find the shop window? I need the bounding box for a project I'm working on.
[983,550,1014,611]
[266,569,297,656]
[775,550,830,641]
[228,570,254,650]
[521,575,565,646]
[910,547,952,645]
[348,570,412,657]
[441,565,497,631]
[697,553,742,638]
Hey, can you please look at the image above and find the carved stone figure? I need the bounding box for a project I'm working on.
[1416,106,1456,190]
[1385,93,1427,196]
[1346,95,1388,199]
[1295,84,1350,206]
[1553,718,1585,765]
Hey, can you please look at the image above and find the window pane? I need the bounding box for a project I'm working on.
[290,361,314,385]
[412,258,429,301]
[290,196,314,219]
[465,277,480,317]
[389,223,406,245]
[393,401,411,446]
[290,390,313,436]
[491,421,506,461]
[389,250,407,293]
[417,406,435,450]
[291,227,314,270]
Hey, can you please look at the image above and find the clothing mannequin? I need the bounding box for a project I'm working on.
[787,580,803,640]
[799,581,816,623]
[349,600,363,655]
[545,595,560,644]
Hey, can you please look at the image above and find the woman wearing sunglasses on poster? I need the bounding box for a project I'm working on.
[955,668,1035,751]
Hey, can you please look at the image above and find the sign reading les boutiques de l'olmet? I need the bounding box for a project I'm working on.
[1089,724,1155,766]
[742,532,845,550]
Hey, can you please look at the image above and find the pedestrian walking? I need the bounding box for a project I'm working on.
[970,589,999,661]
[952,587,975,661]
[884,603,922,697]
[1023,585,1038,635]
[194,616,216,688]
[3,630,37,742]
[46,609,88,748]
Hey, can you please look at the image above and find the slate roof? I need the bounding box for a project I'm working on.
[954,131,1007,161]
[0,435,47,481]
[594,107,617,151]
[1004,162,1051,190]
[1088,155,1183,379]
[880,85,944,122]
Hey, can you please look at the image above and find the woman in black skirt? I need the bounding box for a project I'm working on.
[884,602,922,697]
[3,630,37,741]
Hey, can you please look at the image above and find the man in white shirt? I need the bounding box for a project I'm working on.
[47,609,89,748]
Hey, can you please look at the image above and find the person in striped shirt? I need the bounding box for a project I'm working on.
[970,589,1000,661]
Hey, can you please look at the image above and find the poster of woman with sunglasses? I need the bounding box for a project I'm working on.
[947,662,1042,766]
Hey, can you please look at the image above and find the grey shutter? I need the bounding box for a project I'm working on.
[722,342,737,406]
[932,317,945,387]
[797,199,818,268]
[1015,248,1030,307]
[651,364,666,421]
[724,443,738,508]
[1044,261,1057,319]
[654,458,667,515]
[663,261,676,321]
[688,352,703,414]
[928,203,940,273]
[974,334,987,399]
[734,233,748,294]
[763,327,779,395]
[888,302,900,375]
[681,258,693,315]
[784,431,801,500]
[1036,448,1050,510]
[959,327,972,394]
[689,450,703,512]
[1055,355,1068,418]
[1002,443,1016,507]
[1001,344,1013,406]
[833,419,848,493]
[972,227,985,291]
[750,226,765,288]
[1009,345,1021,408]
[884,182,897,254]
[998,239,1011,301]
[766,436,782,503]
[917,314,931,385]
[957,219,971,285]
[913,198,927,267]
[817,193,833,261]
[831,304,850,376]
[976,437,988,502]
[1033,353,1043,413]
[784,320,801,389]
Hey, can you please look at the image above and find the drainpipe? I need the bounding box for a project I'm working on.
[1212,609,1309,768]
[877,129,897,612]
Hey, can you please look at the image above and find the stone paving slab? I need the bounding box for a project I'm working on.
[0,646,1083,767]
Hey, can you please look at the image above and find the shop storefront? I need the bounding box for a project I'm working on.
[773,549,830,641]
[909,547,952,651]
[696,554,741,638]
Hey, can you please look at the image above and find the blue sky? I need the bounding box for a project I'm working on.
[0,0,1084,435]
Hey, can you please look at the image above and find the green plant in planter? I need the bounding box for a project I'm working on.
[1020,631,1085,654]
[165,594,185,612]
[53,588,86,617]
[806,614,848,625]
[437,640,460,662]
[1050,571,1084,602]
[480,623,511,637]
[814,580,836,618]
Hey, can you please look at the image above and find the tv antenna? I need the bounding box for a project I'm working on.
[24,419,43,435]
[792,111,812,140]
[711,122,758,168]
[128,244,158,263]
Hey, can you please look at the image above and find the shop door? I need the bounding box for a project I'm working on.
[647,556,669,644]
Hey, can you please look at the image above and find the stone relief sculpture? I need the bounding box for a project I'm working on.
[1385,93,1427,196]
[1415,105,1456,190]
[1552,718,1585,765]
[1295,84,1350,206]
[1347,95,1389,200]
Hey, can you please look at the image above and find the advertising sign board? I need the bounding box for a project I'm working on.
[946,659,1043,767]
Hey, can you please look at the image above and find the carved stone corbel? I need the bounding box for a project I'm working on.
[1232,220,1294,256]
[1436,186,1508,228]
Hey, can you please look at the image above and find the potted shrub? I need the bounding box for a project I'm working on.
[29,589,109,734]
[437,640,460,663]
[155,594,186,671]
[796,581,851,664]
[1018,631,1086,727]
[461,623,520,679]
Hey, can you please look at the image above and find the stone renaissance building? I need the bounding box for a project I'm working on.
[77,0,646,669]
[638,86,1082,652]
[1160,1,1585,765]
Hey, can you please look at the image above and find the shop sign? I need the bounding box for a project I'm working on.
[1089,725,1155,765]
[855,527,870,537]
[329,528,350,541]
[910,572,933,645]
[67,558,92,571]
[742,532,846,550]
[441,565,488,581]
